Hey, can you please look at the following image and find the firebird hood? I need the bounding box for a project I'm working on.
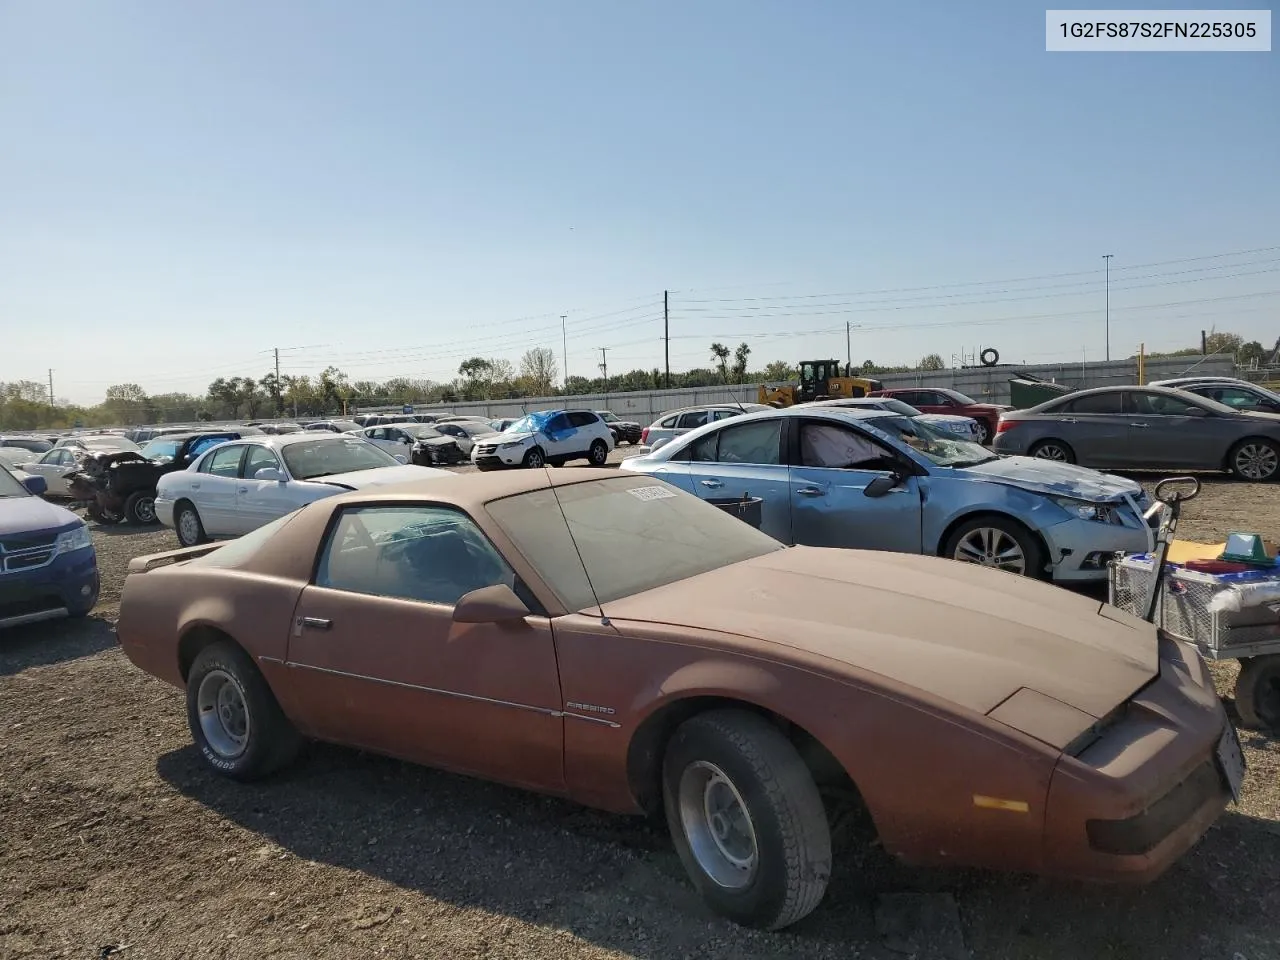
[313,464,451,490]
[958,456,1143,501]
[604,546,1156,731]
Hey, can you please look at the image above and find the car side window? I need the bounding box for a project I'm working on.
[713,420,783,465]
[242,445,281,478]
[315,505,517,607]
[1198,387,1263,410]
[1131,393,1203,416]
[1064,392,1124,414]
[799,421,898,470]
[203,445,245,477]
[677,411,709,429]
[566,411,597,428]
[711,409,739,421]
[659,416,678,428]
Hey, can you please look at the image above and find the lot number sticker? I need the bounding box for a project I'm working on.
[627,484,677,502]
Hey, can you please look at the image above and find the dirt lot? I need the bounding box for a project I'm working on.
[2,469,1278,960]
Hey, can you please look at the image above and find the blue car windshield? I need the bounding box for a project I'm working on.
[0,464,29,497]
[866,416,996,468]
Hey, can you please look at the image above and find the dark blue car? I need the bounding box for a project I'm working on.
[0,463,100,630]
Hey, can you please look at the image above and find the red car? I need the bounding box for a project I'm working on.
[870,387,1011,445]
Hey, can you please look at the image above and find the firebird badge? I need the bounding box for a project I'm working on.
[565,701,616,715]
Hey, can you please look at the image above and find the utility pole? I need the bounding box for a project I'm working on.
[561,315,569,389]
[273,347,282,415]
[47,369,54,408]
[663,290,670,388]
[598,347,609,395]
[1102,254,1114,361]
[845,321,852,374]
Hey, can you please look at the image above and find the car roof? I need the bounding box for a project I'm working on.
[326,465,622,511]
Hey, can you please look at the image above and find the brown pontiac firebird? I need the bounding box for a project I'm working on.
[116,468,1245,930]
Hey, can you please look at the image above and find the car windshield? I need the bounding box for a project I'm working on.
[486,474,784,611]
[865,415,996,468]
[0,464,30,498]
[940,389,978,405]
[141,438,184,461]
[404,425,444,439]
[505,416,537,433]
[596,411,619,422]
[78,436,141,452]
[281,437,400,480]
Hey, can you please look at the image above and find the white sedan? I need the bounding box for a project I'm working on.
[155,433,451,547]
[22,447,85,497]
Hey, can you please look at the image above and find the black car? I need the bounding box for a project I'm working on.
[595,410,642,444]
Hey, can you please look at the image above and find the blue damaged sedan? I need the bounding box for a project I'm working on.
[619,407,1153,583]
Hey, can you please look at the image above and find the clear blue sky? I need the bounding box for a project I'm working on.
[2,0,1276,404]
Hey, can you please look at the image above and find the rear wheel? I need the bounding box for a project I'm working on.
[662,709,831,930]
[588,439,609,466]
[175,500,209,547]
[972,421,991,445]
[124,490,157,525]
[1235,656,1280,730]
[186,642,300,780]
[1229,438,1280,482]
[1028,439,1075,463]
[943,515,1044,578]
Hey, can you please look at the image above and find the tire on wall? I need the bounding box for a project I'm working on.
[662,709,831,930]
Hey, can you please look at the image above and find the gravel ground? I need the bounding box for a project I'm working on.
[2,468,1278,960]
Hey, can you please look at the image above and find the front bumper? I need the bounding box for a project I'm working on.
[154,495,177,529]
[1043,637,1233,882]
[471,443,530,468]
[413,444,467,466]
[0,547,100,629]
[1041,514,1151,582]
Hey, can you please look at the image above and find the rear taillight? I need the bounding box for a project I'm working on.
[995,420,1020,434]
[641,427,649,444]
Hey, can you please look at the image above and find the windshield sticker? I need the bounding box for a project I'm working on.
[626,484,677,502]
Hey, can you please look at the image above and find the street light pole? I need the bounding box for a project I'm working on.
[1102,254,1114,362]
[561,315,568,390]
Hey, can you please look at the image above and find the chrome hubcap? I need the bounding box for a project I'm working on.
[1235,444,1278,480]
[527,451,543,468]
[179,510,200,543]
[1034,445,1068,461]
[955,527,1027,574]
[678,761,758,889]
[196,669,250,759]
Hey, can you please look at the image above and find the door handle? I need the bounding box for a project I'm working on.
[299,616,332,630]
[796,486,824,496]
[1129,422,1149,428]
[699,479,724,489]
[237,487,248,494]
[1061,418,1078,423]
[190,483,201,489]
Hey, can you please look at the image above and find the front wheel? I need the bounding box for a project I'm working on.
[972,420,991,445]
[1028,439,1075,464]
[588,439,609,466]
[186,642,300,781]
[663,710,831,930]
[124,490,157,525]
[522,447,546,469]
[943,515,1044,578]
[175,501,210,547]
[1229,438,1280,482]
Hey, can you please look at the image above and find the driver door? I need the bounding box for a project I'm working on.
[787,418,923,553]
[284,503,565,793]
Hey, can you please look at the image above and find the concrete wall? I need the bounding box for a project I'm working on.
[361,354,1236,425]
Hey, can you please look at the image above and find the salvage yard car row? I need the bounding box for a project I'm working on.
[2,375,1278,935]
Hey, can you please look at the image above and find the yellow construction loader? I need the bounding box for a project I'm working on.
[759,360,883,407]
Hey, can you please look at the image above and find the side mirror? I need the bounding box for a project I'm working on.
[394,454,409,464]
[453,583,530,624]
[1185,407,1210,418]
[254,467,286,482]
[21,474,48,495]
[863,474,898,498]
